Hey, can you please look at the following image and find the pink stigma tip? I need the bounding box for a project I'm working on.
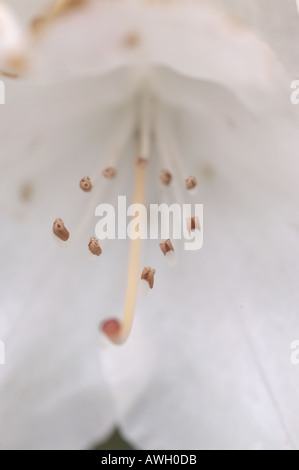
[101,319,121,337]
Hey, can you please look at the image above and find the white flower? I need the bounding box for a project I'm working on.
[0,0,299,450]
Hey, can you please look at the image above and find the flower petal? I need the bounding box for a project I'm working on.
[210,0,299,77]
[101,74,299,450]
[0,69,138,449]
[28,0,287,111]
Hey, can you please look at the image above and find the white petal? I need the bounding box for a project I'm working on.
[28,0,287,111]
[2,53,299,449]
[0,251,115,449]
[0,69,138,449]
[7,1,52,22]
[101,74,299,450]
[210,0,299,77]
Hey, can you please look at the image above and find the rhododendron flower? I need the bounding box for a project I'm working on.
[0,0,299,451]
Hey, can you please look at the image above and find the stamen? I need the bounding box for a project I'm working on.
[159,238,174,255]
[80,176,93,192]
[159,239,177,267]
[185,175,198,194]
[102,167,116,179]
[91,111,134,183]
[155,105,185,207]
[141,266,156,288]
[101,94,152,345]
[137,92,151,160]
[187,216,200,233]
[160,169,172,186]
[19,181,34,203]
[138,266,156,298]
[88,237,102,256]
[60,114,134,246]
[136,157,148,169]
[158,107,198,195]
[53,218,70,242]
[71,182,108,244]
[122,31,141,50]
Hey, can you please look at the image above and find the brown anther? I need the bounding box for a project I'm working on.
[19,181,34,202]
[2,54,28,78]
[53,218,69,242]
[185,176,198,191]
[159,169,172,186]
[122,31,141,49]
[80,176,92,192]
[67,0,89,8]
[159,239,174,256]
[136,157,148,169]
[102,167,116,179]
[88,237,102,256]
[30,16,47,34]
[141,267,156,289]
[188,216,200,232]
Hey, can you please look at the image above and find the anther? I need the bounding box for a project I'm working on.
[160,239,174,256]
[185,176,198,191]
[53,218,70,241]
[80,176,93,192]
[136,157,148,169]
[88,237,102,256]
[159,239,177,267]
[159,169,172,186]
[102,167,117,179]
[187,216,200,233]
[141,267,156,289]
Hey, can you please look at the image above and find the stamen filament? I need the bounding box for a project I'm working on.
[92,111,134,183]
[158,107,197,192]
[139,93,151,160]
[155,105,185,207]
[72,113,134,243]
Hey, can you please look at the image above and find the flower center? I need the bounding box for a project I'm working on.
[102,93,155,345]
[52,90,199,345]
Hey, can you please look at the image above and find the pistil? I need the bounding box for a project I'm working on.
[101,94,154,345]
